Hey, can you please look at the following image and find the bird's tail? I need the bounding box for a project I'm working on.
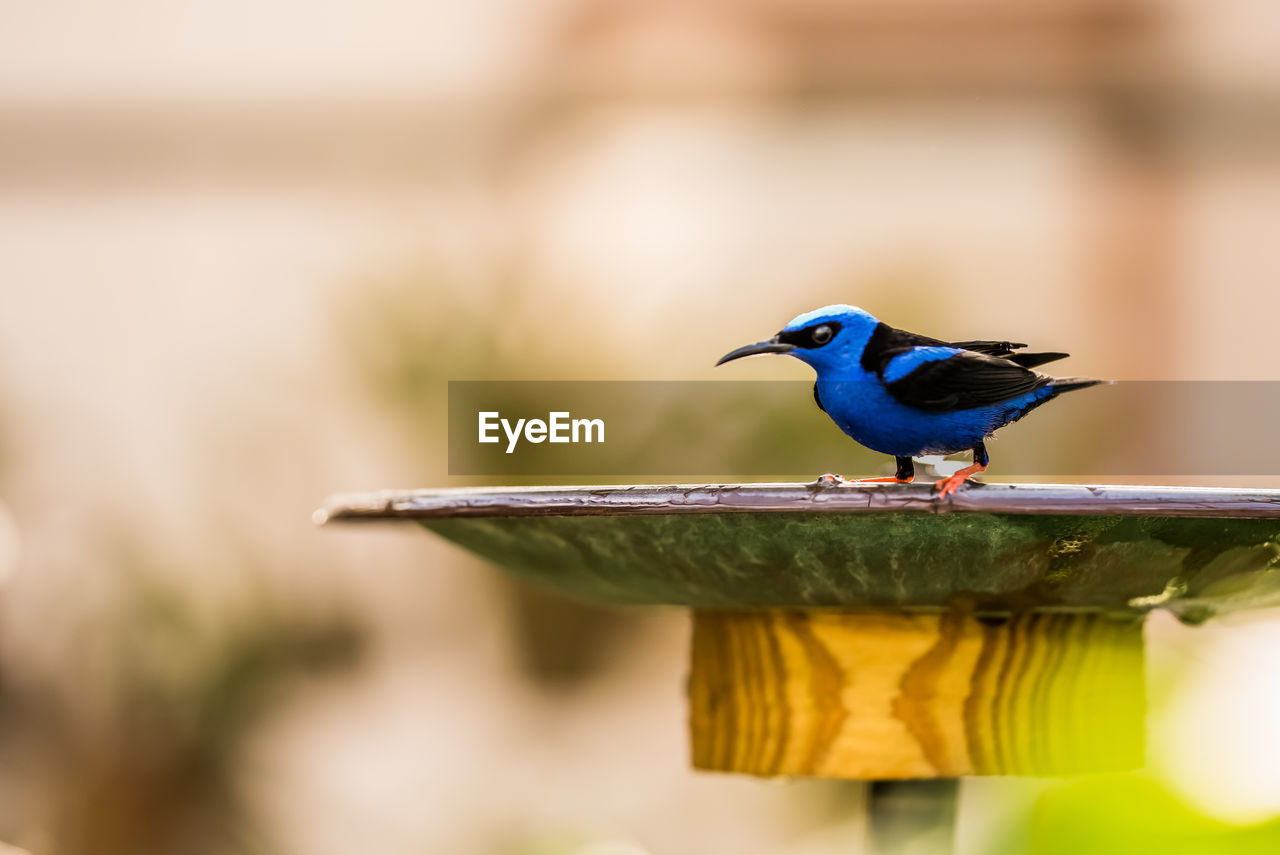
[1051,377,1110,395]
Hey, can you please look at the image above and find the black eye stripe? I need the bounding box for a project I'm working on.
[777,321,842,349]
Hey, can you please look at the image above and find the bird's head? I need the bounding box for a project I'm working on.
[716,304,880,375]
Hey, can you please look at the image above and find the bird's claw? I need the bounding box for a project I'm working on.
[934,465,988,498]
[812,473,847,486]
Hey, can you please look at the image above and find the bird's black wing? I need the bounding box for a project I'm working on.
[883,349,1053,412]
[861,323,1069,373]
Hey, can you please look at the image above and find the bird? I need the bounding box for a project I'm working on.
[716,304,1104,497]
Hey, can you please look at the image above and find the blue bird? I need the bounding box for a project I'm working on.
[716,305,1103,496]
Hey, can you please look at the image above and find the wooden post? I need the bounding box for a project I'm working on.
[689,610,1145,779]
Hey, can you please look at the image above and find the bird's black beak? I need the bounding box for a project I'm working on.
[716,336,795,366]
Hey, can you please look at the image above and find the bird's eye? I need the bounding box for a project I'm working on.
[811,325,833,345]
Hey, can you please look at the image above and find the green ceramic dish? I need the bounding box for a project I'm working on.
[319,483,1280,622]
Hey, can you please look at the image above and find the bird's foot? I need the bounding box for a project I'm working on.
[934,464,989,498]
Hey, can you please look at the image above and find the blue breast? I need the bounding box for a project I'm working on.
[815,373,1052,457]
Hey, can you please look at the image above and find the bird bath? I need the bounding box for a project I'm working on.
[318,482,1280,851]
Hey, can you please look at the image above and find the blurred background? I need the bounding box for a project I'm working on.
[1,0,1280,852]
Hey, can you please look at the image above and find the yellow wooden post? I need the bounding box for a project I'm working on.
[689,610,1145,779]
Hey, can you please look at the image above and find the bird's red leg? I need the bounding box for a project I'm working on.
[935,443,989,497]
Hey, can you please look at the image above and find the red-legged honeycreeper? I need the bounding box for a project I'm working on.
[716,305,1104,496]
